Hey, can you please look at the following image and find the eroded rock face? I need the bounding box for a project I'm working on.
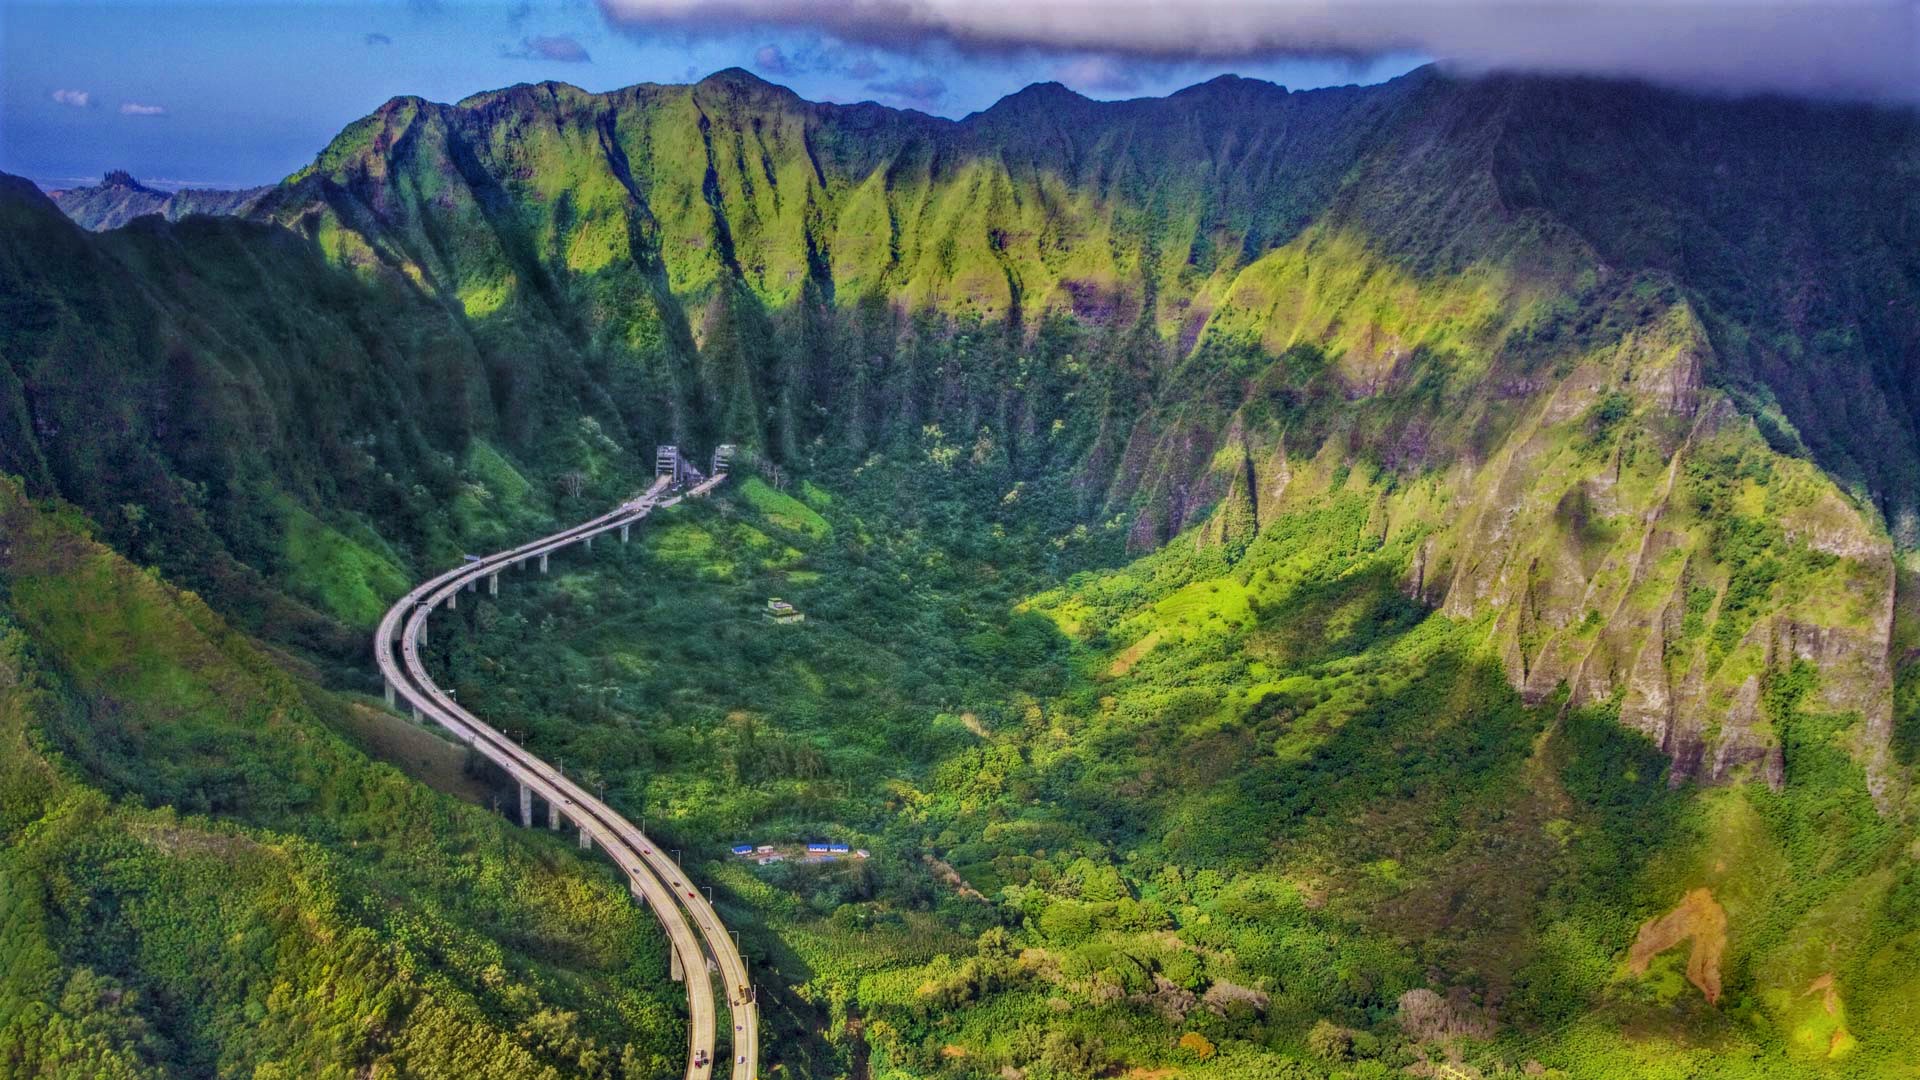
[1411,320,1896,800]
[1194,297,1902,801]
[1094,207,1898,805]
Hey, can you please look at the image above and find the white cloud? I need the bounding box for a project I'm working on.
[754,43,794,74]
[502,34,592,61]
[1052,55,1140,94]
[746,41,890,83]
[865,73,946,107]
[50,89,92,107]
[120,102,169,116]
[597,0,1920,101]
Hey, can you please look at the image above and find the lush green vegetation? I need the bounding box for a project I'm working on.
[432,451,1918,1079]
[2,59,1916,1080]
[0,478,685,1077]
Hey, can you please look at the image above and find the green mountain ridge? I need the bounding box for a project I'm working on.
[2,64,1918,1077]
[8,66,1914,781]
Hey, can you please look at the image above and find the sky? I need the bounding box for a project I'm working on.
[2,0,1914,192]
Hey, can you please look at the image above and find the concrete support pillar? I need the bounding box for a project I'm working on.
[539,553,549,574]
[620,523,630,543]
[585,535,593,551]
[447,591,456,610]
[466,578,476,592]
[518,783,533,828]
[488,574,498,596]
[384,680,395,707]
[411,702,421,722]
[670,945,684,982]
[549,800,563,831]
[578,823,592,850]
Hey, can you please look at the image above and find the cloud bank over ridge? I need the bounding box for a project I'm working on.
[598,0,1920,101]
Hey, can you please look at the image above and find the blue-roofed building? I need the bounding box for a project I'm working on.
[827,843,851,854]
[731,844,754,856]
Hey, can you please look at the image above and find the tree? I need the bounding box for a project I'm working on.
[1307,1018,1355,1061]
[1039,1030,1108,1078]
[1178,1031,1216,1061]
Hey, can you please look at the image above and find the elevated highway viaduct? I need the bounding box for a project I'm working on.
[375,453,756,1080]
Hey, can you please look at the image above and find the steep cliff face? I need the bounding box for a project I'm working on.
[264,71,1395,320]
[1152,273,1900,799]
[255,66,1919,522]
[1418,329,1898,802]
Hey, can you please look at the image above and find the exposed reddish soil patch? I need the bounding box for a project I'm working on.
[922,854,989,902]
[1628,887,1728,1003]
[1107,630,1162,676]
[1804,972,1839,1014]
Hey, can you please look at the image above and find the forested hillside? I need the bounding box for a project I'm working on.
[0,477,683,1077]
[1,63,1917,1077]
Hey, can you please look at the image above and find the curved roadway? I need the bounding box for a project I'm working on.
[375,471,757,1080]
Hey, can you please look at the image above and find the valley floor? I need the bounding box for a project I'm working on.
[425,464,1920,1080]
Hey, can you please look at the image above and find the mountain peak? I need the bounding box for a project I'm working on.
[969,80,1092,122]
[101,170,160,194]
[1166,73,1288,103]
[699,67,777,91]
[1002,81,1088,105]
[692,67,807,108]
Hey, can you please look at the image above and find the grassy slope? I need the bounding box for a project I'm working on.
[0,477,683,1078]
